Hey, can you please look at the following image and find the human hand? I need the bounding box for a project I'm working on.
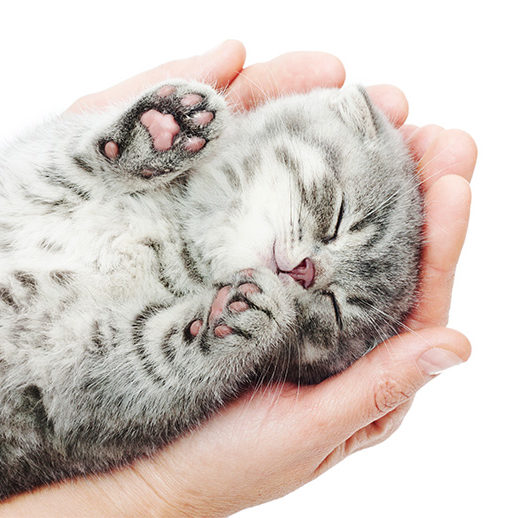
[0,41,476,518]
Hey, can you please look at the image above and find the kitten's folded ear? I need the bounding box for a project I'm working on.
[334,85,382,139]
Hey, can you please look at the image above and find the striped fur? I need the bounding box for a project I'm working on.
[0,81,423,498]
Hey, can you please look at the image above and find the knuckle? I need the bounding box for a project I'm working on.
[372,374,412,416]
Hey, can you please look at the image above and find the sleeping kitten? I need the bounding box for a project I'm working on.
[0,80,423,498]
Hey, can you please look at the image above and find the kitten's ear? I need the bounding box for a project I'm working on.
[334,85,382,139]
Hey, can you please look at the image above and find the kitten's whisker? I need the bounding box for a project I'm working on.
[360,160,463,226]
[266,66,281,101]
[416,142,457,176]
[362,302,435,384]
[417,162,464,188]
[271,342,291,409]
[229,72,269,111]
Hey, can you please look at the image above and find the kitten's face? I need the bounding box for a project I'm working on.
[185,87,423,384]
[240,88,424,383]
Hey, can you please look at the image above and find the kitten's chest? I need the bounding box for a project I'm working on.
[180,158,289,281]
[5,193,195,298]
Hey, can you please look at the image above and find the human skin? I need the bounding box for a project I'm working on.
[0,41,476,517]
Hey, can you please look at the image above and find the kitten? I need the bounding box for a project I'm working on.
[0,80,423,498]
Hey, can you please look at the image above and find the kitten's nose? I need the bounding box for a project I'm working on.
[286,258,315,289]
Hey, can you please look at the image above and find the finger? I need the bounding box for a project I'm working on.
[406,124,444,161]
[407,175,471,329]
[313,398,414,477]
[345,398,413,455]
[68,40,246,113]
[226,51,345,111]
[418,128,477,190]
[303,327,470,447]
[366,84,409,128]
[400,124,419,142]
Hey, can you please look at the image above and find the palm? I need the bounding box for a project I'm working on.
[1,41,475,518]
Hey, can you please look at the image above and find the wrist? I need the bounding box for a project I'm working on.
[0,467,169,518]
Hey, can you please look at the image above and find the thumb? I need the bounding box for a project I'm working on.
[302,327,471,446]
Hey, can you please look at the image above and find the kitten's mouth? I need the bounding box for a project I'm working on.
[271,241,315,289]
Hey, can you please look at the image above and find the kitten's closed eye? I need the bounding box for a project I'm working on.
[0,81,423,498]
[322,290,343,330]
[322,196,345,244]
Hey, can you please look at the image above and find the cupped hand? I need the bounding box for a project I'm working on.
[0,41,476,518]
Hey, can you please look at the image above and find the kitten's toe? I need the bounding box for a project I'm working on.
[214,325,233,337]
[209,285,232,324]
[189,268,289,345]
[103,141,119,159]
[98,80,226,180]
[138,88,215,153]
[228,300,249,312]
[189,319,203,337]
[205,277,262,338]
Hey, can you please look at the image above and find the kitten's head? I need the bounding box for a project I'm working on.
[242,86,424,383]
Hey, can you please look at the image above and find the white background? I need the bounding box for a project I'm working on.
[0,1,516,516]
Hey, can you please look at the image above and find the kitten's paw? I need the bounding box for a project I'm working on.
[188,269,294,347]
[99,81,227,179]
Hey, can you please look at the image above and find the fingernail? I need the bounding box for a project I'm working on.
[417,348,464,375]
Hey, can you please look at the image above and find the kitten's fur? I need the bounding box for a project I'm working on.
[0,81,423,498]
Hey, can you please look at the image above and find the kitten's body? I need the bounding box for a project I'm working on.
[0,82,423,498]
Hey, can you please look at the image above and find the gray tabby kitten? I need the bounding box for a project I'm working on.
[0,80,423,499]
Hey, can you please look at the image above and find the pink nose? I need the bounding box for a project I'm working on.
[285,258,315,289]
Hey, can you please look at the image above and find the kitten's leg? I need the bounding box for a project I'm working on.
[0,270,297,496]
[59,269,293,437]
[188,268,297,370]
[74,80,228,181]
[65,269,295,447]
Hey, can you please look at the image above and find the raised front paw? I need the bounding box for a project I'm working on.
[99,81,227,179]
[188,269,295,351]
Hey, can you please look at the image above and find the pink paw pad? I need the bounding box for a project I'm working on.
[238,283,261,296]
[140,109,180,151]
[209,286,235,338]
[214,325,233,338]
[184,136,206,152]
[229,301,249,312]
[157,85,176,97]
[104,141,119,159]
[181,93,203,107]
[209,286,231,324]
[191,111,214,126]
[189,319,203,337]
